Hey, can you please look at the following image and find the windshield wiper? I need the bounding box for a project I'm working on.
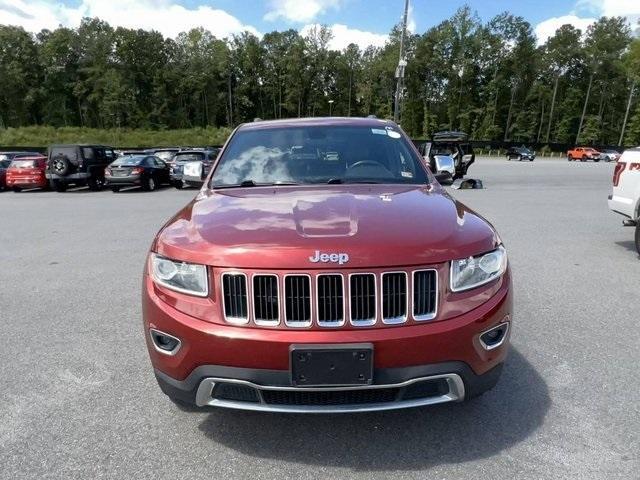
[325,178,383,184]
[213,180,300,189]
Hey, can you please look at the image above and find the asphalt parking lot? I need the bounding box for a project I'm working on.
[1,156,638,479]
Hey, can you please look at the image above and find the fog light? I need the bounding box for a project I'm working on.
[150,329,181,355]
[479,322,509,350]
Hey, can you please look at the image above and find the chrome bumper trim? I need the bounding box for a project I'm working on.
[194,374,465,413]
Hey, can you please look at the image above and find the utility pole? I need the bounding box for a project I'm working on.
[619,79,636,146]
[393,0,410,123]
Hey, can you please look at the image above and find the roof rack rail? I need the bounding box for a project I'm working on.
[253,118,262,122]
[367,114,377,119]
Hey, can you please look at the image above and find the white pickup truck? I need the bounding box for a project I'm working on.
[608,147,640,254]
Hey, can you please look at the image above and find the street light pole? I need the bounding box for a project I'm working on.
[393,0,410,123]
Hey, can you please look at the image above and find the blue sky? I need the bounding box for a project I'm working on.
[1,0,638,48]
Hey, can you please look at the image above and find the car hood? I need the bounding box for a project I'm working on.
[155,185,500,269]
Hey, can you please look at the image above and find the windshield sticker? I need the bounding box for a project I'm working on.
[400,171,413,178]
[387,131,401,139]
[371,128,387,135]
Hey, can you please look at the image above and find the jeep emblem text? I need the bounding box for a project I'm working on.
[309,250,349,265]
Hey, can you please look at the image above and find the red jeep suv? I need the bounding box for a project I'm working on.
[143,117,512,413]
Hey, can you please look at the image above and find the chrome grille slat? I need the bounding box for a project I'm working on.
[317,274,345,326]
[349,273,376,325]
[381,272,407,324]
[253,274,279,325]
[222,273,248,324]
[413,270,437,320]
[284,275,312,327]
[221,269,436,327]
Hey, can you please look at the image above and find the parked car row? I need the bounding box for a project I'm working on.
[567,146,621,162]
[0,144,221,193]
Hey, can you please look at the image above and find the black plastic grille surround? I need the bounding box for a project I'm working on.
[208,379,451,407]
[261,388,400,406]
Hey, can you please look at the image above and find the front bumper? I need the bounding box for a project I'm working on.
[143,270,512,410]
[155,361,504,413]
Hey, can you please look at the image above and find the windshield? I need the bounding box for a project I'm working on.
[174,153,205,163]
[210,125,428,187]
[11,160,37,168]
[51,147,78,161]
[155,151,176,161]
[113,156,145,166]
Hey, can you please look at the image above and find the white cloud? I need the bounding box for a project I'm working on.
[598,0,640,17]
[300,23,388,51]
[534,15,596,45]
[535,0,640,45]
[406,2,416,33]
[264,0,342,23]
[0,0,260,39]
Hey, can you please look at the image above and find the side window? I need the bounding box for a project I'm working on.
[83,147,96,161]
[154,157,166,167]
[145,157,155,167]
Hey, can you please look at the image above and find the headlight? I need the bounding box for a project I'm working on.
[150,254,208,297]
[450,245,507,292]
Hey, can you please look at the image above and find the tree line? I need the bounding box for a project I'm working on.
[1,6,639,146]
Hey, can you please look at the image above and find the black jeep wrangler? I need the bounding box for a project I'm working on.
[419,131,475,180]
[46,144,115,192]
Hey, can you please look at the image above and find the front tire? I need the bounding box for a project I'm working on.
[173,181,183,190]
[12,187,22,193]
[111,186,120,193]
[567,155,573,161]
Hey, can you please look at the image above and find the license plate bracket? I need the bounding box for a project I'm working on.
[290,344,373,387]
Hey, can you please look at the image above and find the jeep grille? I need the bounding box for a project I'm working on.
[219,269,437,328]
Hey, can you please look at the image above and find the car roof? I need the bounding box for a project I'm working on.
[432,130,469,141]
[238,116,397,131]
[50,144,115,148]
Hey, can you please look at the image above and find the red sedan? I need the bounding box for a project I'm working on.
[6,155,49,191]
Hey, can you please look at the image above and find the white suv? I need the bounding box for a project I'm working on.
[608,147,640,254]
